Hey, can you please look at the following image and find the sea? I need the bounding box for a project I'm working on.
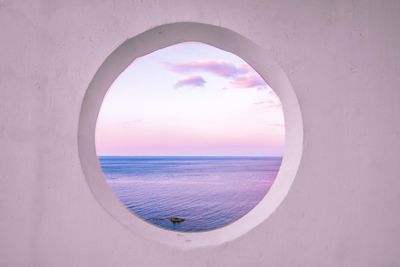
[98,156,282,232]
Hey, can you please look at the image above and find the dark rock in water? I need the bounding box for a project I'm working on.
[170,217,185,223]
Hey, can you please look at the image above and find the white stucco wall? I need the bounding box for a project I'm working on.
[1,1,399,266]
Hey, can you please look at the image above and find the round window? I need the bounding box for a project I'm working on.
[79,22,302,248]
[95,42,285,232]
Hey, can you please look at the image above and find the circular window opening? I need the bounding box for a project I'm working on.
[95,42,285,232]
[79,22,303,248]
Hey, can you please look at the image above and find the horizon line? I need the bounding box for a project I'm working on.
[97,155,283,157]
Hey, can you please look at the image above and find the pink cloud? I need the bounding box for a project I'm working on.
[231,75,266,88]
[167,60,268,89]
[167,60,248,78]
[174,75,206,88]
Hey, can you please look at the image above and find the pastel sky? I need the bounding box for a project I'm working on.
[95,42,285,156]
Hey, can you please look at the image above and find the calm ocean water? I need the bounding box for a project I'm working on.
[99,156,282,232]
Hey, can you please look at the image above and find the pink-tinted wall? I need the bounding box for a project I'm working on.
[1,1,400,266]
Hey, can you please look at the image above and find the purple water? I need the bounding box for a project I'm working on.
[99,156,281,232]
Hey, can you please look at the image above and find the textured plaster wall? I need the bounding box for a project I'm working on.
[1,1,400,266]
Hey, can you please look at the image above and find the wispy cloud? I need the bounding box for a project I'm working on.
[123,119,143,128]
[254,99,282,108]
[174,75,206,88]
[270,123,285,128]
[166,60,267,89]
[167,60,248,78]
[231,75,266,89]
